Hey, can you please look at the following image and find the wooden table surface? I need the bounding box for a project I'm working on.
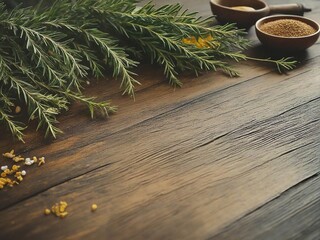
[1,0,319,239]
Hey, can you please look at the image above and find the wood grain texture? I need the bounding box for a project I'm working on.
[209,174,320,240]
[0,0,320,239]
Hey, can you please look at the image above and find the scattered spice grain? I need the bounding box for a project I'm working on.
[13,156,24,162]
[91,204,98,212]
[38,157,45,166]
[24,157,34,166]
[1,149,47,190]
[182,35,220,49]
[44,208,51,215]
[1,166,8,171]
[3,150,15,159]
[12,165,20,171]
[260,19,316,37]
[49,201,68,218]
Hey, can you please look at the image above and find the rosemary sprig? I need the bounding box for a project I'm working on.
[0,0,297,141]
[246,56,298,72]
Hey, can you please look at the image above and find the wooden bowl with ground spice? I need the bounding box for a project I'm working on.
[255,15,320,52]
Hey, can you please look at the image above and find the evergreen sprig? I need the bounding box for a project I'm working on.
[0,0,297,141]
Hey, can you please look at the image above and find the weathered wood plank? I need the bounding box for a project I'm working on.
[209,174,320,240]
[0,0,319,239]
[0,55,319,210]
[0,58,319,239]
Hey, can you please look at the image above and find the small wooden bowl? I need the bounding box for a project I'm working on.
[255,15,320,52]
[210,0,268,29]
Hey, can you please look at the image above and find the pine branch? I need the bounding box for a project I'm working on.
[44,21,139,95]
[246,56,298,72]
[65,92,117,118]
[0,88,25,141]
[0,108,25,141]
[8,76,65,138]
[72,43,104,78]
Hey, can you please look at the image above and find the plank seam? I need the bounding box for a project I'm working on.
[0,162,114,212]
[207,173,320,240]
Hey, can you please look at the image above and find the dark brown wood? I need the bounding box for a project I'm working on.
[209,174,320,240]
[0,0,320,239]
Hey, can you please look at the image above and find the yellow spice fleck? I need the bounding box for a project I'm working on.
[44,208,51,215]
[59,201,68,212]
[59,212,68,218]
[182,35,220,49]
[12,165,20,171]
[13,156,24,162]
[0,178,7,184]
[91,204,98,212]
[49,201,68,218]
[38,157,45,166]
[3,150,15,159]
[16,175,23,182]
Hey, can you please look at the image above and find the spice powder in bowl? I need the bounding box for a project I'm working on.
[260,19,316,37]
[255,15,320,52]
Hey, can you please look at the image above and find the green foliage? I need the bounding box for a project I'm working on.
[0,0,297,141]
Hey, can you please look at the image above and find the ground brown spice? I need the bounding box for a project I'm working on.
[260,19,316,37]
